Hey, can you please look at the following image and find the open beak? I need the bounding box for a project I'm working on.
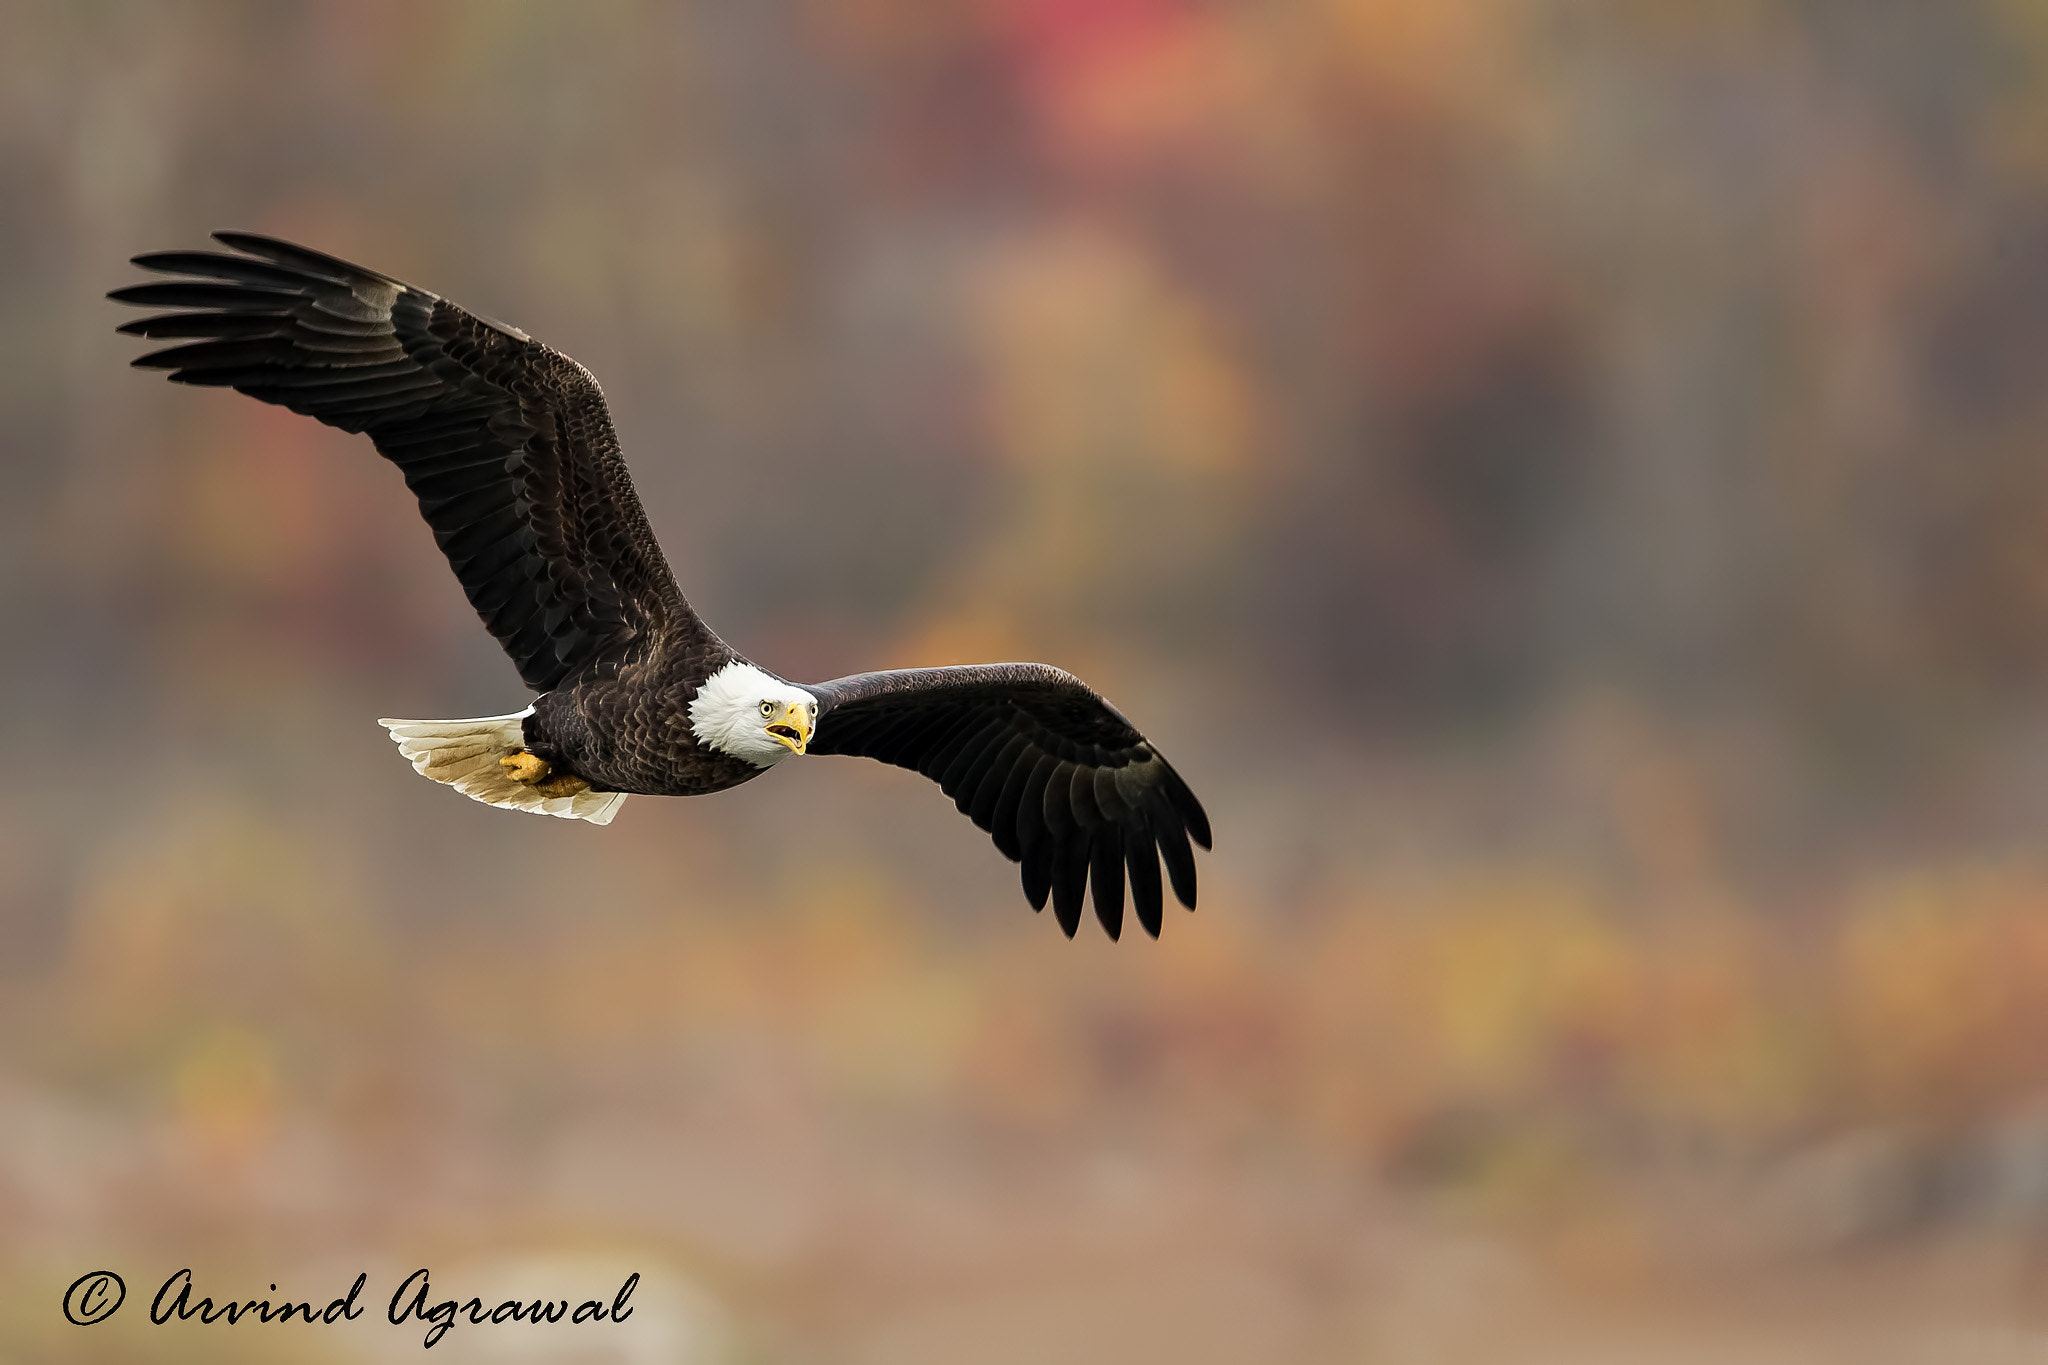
[765,706,811,754]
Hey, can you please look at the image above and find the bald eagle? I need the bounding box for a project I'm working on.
[112,233,1209,939]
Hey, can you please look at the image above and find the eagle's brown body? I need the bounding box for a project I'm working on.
[532,660,767,798]
[114,233,1210,939]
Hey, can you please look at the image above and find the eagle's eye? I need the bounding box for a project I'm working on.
[759,700,775,718]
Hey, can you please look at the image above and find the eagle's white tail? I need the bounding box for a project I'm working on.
[377,709,628,825]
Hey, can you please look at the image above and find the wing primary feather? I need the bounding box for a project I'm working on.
[115,313,288,339]
[210,230,403,286]
[1164,767,1212,849]
[1156,807,1198,910]
[109,281,298,309]
[1090,831,1125,941]
[1051,838,1091,938]
[132,338,297,370]
[129,250,351,288]
[1126,824,1164,938]
[1021,841,1054,911]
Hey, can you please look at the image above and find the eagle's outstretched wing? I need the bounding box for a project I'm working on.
[803,664,1210,939]
[111,232,709,692]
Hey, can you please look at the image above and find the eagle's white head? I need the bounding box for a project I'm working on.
[689,660,818,768]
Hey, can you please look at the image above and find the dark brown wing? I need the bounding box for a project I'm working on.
[803,664,1210,939]
[111,231,715,692]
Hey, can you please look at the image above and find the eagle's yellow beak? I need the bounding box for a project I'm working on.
[765,703,810,755]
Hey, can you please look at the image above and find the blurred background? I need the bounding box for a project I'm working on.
[6,1,2048,1360]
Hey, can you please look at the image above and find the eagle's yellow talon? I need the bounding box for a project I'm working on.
[501,749,592,797]
[500,751,551,785]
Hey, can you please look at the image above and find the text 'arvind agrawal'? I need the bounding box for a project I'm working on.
[63,1267,640,1349]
